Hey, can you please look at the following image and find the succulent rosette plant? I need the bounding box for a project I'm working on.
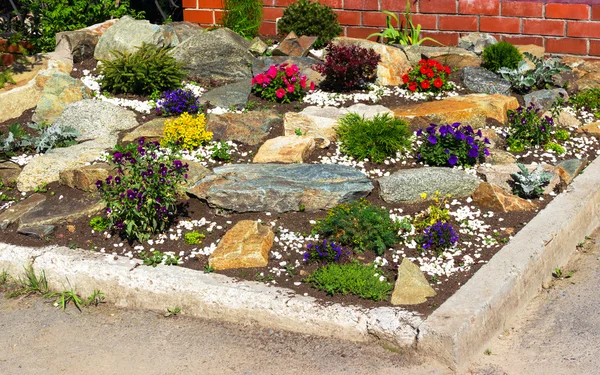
[402,59,452,93]
[251,63,312,103]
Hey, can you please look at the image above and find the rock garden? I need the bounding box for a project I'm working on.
[2,3,600,317]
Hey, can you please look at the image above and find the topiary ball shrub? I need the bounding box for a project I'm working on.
[336,113,412,163]
[312,199,400,256]
[313,43,381,91]
[481,41,523,73]
[277,0,342,49]
[99,43,186,96]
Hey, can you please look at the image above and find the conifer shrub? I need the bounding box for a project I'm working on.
[481,41,523,73]
[277,0,342,49]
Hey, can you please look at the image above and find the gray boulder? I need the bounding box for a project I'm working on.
[378,168,482,204]
[200,80,252,109]
[523,89,568,112]
[95,16,165,60]
[170,28,255,82]
[56,19,118,62]
[207,111,280,146]
[462,66,511,95]
[188,164,373,213]
[458,33,497,55]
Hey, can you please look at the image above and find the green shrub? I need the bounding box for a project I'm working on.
[221,0,263,39]
[184,231,205,245]
[99,43,185,95]
[305,262,393,301]
[481,41,523,73]
[336,113,412,163]
[312,199,400,256]
[277,0,342,49]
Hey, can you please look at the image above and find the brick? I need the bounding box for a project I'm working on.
[214,10,224,23]
[1,53,18,67]
[480,17,520,34]
[590,40,600,56]
[546,37,587,55]
[262,0,274,6]
[399,14,437,30]
[380,0,415,12]
[593,6,600,21]
[263,7,283,21]
[459,0,499,16]
[196,0,223,9]
[419,0,456,14]
[335,10,361,25]
[182,0,197,8]
[420,31,459,46]
[344,0,378,10]
[275,0,294,6]
[184,9,214,24]
[567,21,600,38]
[362,12,390,27]
[501,35,543,47]
[523,19,565,36]
[346,26,378,39]
[439,15,478,31]
[259,22,277,36]
[546,4,589,20]
[318,0,342,9]
[501,1,543,18]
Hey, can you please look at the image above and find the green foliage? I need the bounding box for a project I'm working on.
[164,307,181,317]
[13,0,143,53]
[506,106,555,151]
[498,52,571,94]
[277,0,342,49]
[544,141,565,155]
[0,123,29,160]
[89,216,110,232]
[0,68,15,89]
[554,129,570,142]
[336,113,412,163]
[221,0,263,39]
[86,289,105,307]
[312,199,400,256]
[99,43,185,96]
[45,286,83,312]
[6,266,49,298]
[142,251,180,267]
[481,41,523,73]
[511,163,552,199]
[305,262,393,301]
[367,3,442,46]
[569,88,600,119]
[412,192,451,230]
[28,122,80,153]
[184,231,205,245]
[210,141,232,162]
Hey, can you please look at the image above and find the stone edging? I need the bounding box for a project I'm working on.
[1,156,600,369]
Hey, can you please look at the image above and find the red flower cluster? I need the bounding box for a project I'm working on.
[251,63,313,103]
[401,59,452,93]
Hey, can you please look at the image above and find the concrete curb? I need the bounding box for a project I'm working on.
[417,156,600,370]
[0,243,421,347]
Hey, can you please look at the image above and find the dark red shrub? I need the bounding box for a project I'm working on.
[313,44,381,92]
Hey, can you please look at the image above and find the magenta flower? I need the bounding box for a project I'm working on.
[276,88,286,99]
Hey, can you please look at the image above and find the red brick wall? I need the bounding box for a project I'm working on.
[183,0,600,57]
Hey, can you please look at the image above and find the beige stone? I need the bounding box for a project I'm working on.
[393,94,519,129]
[485,150,517,165]
[121,118,167,143]
[283,112,333,148]
[419,46,482,69]
[576,121,600,136]
[0,161,21,185]
[208,220,274,270]
[472,182,537,212]
[253,136,315,163]
[391,258,436,305]
[332,37,411,86]
[517,45,545,70]
[59,163,114,191]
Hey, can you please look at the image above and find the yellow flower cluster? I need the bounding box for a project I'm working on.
[161,112,213,151]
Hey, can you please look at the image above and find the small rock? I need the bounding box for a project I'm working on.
[248,37,268,57]
[18,224,55,239]
[0,193,46,230]
[472,182,537,212]
[557,158,587,185]
[253,136,316,163]
[207,110,280,146]
[462,66,511,95]
[458,33,497,55]
[272,32,316,57]
[523,88,568,112]
[391,258,436,305]
[208,220,274,270]
[199,80,252,110]
[419,46,482,69]
[486,150,517,165]
[66,225,76,233]
[121,118,166,143]
[576,121,600,135]
[550,109,582,129]
[478,163,560,194]
[183,160,211,188]
[0,161,21,185]
[59,163,114,191]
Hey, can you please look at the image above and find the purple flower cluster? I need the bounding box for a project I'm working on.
[156,89,201,116]
[303,239,348,264]
[506,105,555,149]
[417,122,490,167]
[419,220,459,254]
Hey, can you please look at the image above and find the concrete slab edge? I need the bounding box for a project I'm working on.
[0,242,421,347]
[417,156,600,370]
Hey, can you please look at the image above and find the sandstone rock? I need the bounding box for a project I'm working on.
[59,162,114,191]
[472,182,537,212]
[18,194,104,228]
[543,109,582,129]
[486,150,517,165]
[576,121,600,135]
[478,163,560,194]
[249,37,268,57]
[121,118,166,143]
[419,46,482,69]
[54,100,138,141]
[208,220,274,270]
[170,28,254,82]
[393,94,519,129]
[272,32,316,57]
[199,80,251,109]
[0,193,46,230]
[253,56,323,85]
[207,111,280,146]
[398,45,421,66]
[95,16,168,61]
[557,158,587,185]
[55,19,118,62]
[188,164,373,213]
[32,72,92,123]
[462,66,510,95]
[480,128,501,149]
[523,88,568,112]
[377,167,481,204]
[458,33,497,55]
[184,160,211,188]
[331,37,411,86]
[0,161,20,185]
[391,258,436,305]
[517,45,545,70]
[253,136,315,163]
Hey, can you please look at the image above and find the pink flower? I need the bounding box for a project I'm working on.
[285,64,299,77]
[267,66,278,79]
[310,81,315,91]
[287,85,295,93]
[276,88,286,99]
[300,79,306,89]
[253,74,264,85]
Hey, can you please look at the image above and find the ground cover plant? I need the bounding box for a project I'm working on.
[569,88,600,120]
[277,0,342,49]
[481,41,523,73]
[401,59,452,93]
[416,123,490,167]
[251,63,310,103]
[511,163,553,199]
[313,44,380,92]
[498,53,571,94]
[0,122,79,160]
[161,112,212,151]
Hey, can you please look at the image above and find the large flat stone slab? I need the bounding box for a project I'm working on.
[0,193,46,230]
[18,194,104,228]
[188,164,373,213]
